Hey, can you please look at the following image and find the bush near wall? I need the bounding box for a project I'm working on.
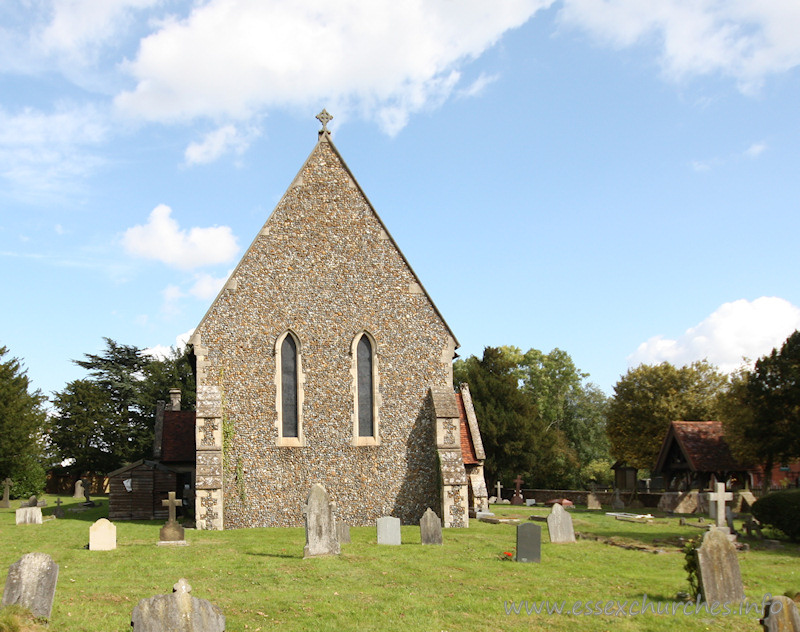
[752,488,800,541]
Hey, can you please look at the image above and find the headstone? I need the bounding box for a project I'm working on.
[89,518,117,551]
[0,478,11,508]
[15,507,42,525]
[73,478,84,499]
[336,522,350,544]
[1,552,59,619]
[586,493,602,510]
[738,489,758,512]
[725,506,737,534]
[302,483,340,557]
[27,495,38,507]
[494,481,503,502]
[546,503,576,543]
[159,492,186,544]
[53,498,65,519]
[695,527,745,605]
[420,508,443,545]
[131,578,225,632]
[611,490,625,511]
[377,516,401,545]
[510,475,525,505]
[708,482,733,528]
[760,595,800,632]
[516,522,541,563]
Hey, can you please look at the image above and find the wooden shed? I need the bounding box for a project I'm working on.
[107,460,180,521]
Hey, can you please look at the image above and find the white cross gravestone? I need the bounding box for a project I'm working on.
[494,481,503,502]
[708,482,733,528]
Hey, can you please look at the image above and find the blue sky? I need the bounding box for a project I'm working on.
[2,0,799,401]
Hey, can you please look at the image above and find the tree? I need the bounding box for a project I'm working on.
[607,361,728,470]
[50,338,196,475]
[721,331,800,491]
[0,345,48,497]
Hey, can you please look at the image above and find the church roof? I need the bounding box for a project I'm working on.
[653,420,747,474]
[193,117,458,347]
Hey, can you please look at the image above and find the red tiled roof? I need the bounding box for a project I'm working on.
[456,392,479,466]
[670,421,745,472]
[161,410,196,463]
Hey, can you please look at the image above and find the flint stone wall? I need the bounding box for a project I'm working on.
[193,137,453,528]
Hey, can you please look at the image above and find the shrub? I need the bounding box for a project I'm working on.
[752,489,800,541]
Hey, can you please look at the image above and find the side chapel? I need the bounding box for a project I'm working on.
[190,111,487,529]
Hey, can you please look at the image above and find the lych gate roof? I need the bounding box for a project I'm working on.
[653,421,747,474]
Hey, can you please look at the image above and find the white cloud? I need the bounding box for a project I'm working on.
[143,327,195,360]
[628,297,800,373]
[558,0,800,92]
[184,124,260,166]
[744,141,767,158]
[114,0,552,134]
[189,271,232,300]
[122,204,239,270]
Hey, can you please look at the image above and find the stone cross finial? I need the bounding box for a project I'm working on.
[316,109,333,134]
[162,491,180,524]
[708,482,734,528]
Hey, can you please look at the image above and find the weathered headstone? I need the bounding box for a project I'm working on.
[510,475,525,506]
[725,506,737,534]
[159,492,186,544]
[53,498,65,519]
[27,495,38,507]
[131,578,225,632]
[695,527,745,605]
[1,552,59,619]
[708,482,733,527]
[760,595,800,632]
[73,478,84,499]
[0,478,11,508]
[586,493,602,510]
[611,490,625,511]
[89,518,117,551]
[516,522,541,563]
[738,489,758,512]
[336,522,350,544]
[15,507,42,525]
[377,516,401,545]
[302,483,340,557]
[546,503,576,543]
[420,508,443,545]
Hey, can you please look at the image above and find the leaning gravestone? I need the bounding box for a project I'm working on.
[302,483,340,558]
[131,578,225,632]
[760,595,800,632]
[336,522,350,544]
[0,477,11,508]
[377,516,401,545]
[695,527,745,605]
[546,503,576,544]
[586,493,602,510]
[420,508,443,545]
[15,506,42,525]
[516,522,541,563]
[89,518,117,551]
[73,479,84,499]
[1,552,59,619]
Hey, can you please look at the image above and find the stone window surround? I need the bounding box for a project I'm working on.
[350,330,381,446]
[274,330,306,447]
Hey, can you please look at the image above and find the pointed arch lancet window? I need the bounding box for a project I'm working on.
[357,335,374,437]
[281,334,299,438]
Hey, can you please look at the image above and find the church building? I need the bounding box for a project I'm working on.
[190,111,486,529]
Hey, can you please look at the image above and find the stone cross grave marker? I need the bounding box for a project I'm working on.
[546,502,576,543]
[159,492,186,543]
[15,506,42,525]
[73,479,84,499]
[708,482,733,528]
[760,595,800,632]
[303,483,340,557]
[586,493,602,510]
[516,522,541,563]
[89,518,117,551]
[131,578,225,632]
[0,478,11,508]
[53,498,65,519]
[2,552,59,619]
[696,527,745,605]
[420,508,443,545]
[377,516,401,545]
[495,481,503,502]
[511,475,525,506]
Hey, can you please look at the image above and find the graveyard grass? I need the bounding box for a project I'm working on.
[1,497,798,631]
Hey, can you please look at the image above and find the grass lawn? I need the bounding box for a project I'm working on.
[1,496,798,631]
